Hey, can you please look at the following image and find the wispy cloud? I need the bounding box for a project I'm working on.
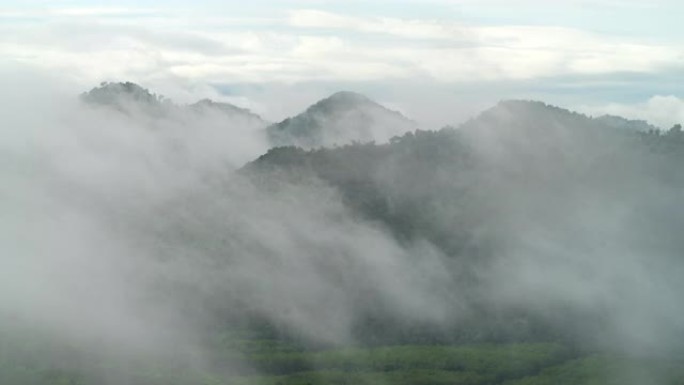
[49,7,158,16]
[3,7,682,86]
[1,2,681,126]
[579,95,684,129]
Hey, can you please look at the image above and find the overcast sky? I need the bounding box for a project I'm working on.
[1,0,683,128]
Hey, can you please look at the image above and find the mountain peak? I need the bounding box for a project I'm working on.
[81,81,164,108]
[267,91,417,148]
[480,100,655,133]
[325,91,372,103]
[79,82,269,131]
[461,99,609,137]
[303,91,376,116]
[594,114,658,132]
[494,99,575,115]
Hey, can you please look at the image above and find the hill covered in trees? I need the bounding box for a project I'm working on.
[3,87,684,384]
[267,91,418,148]
[246,99,684,350]
[81,81,269,129]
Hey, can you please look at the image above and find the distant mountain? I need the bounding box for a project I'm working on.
[80,81,169,115]
[459,100,622,136]
[190,98,264,120]
[189,99,268,129]
[594,114,658,132]
[245,99,684,345]
[248,99,684,257]
[267,91,418,148]
[458,100,658,139]
[454,100,648,167]
[81,82,269,129]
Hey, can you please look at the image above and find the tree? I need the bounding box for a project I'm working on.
[667,123,682,136]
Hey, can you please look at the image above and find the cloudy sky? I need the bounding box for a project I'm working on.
[1,0,683,128]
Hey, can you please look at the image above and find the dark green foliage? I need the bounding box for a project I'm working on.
[226,343,684,385]
[3,332,684,385]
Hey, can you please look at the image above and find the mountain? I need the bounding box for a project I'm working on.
[80,81,169,115]
[266,91,418,148]
[449,99,671,175]
[246,100,684,344]
[81,82,269,129]
[249,100,684,281]
[459,100,658,136]
[189,98,268,129]
[457,99,642,138]
[79,81,271,167]
[7,93,684,384]
[594,114,659,132]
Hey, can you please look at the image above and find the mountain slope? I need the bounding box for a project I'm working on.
[81,82,269,129]
[267,91,418,148]
[246,100,684,347]
[594,114,658,132]
[80,81,169,116]
[79,81,271,167]
[189,98,268,129]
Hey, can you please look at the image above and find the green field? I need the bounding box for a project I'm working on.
[226,343,684,385]
[3,320,684,385]
[7,339,680,385]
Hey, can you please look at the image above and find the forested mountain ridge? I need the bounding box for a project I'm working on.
[245,99,684,348]
[190,98,267,125]
[594,114,659,132]
[81,81,168,110]
[266,91,418,148]
[80,83,667,152]
[5,85,683,384]
[247,99,684,250]
[81,83,422,149]
[81,81,269,128]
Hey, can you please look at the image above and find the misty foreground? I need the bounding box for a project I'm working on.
[2,83,684,384]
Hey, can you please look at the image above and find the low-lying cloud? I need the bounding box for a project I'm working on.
[580,95,684,130]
